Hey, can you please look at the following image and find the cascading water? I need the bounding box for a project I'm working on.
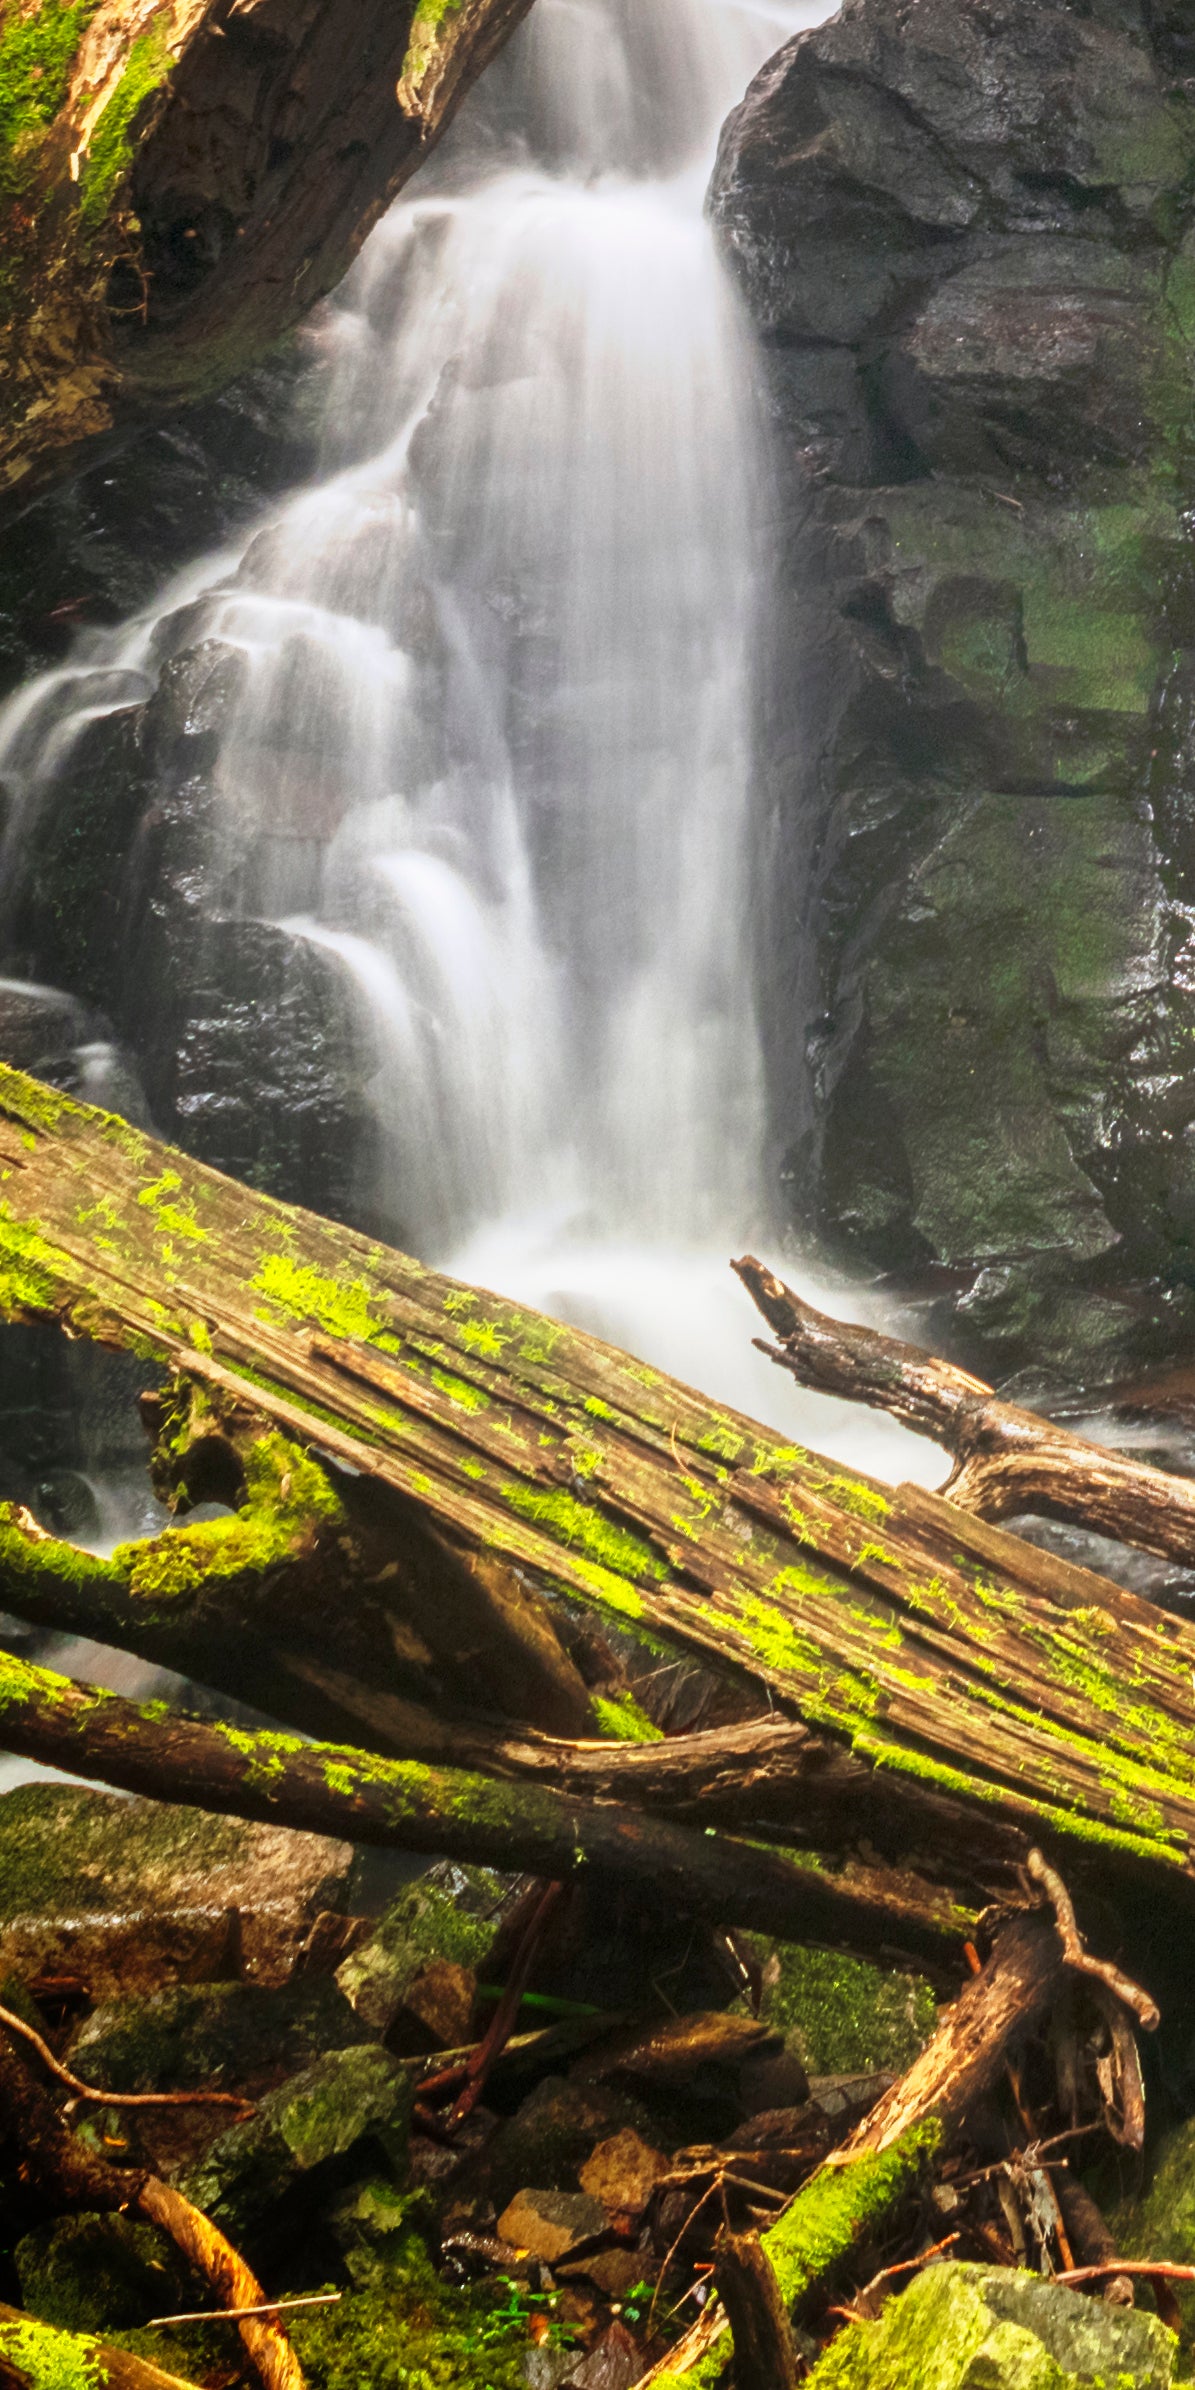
[0,0,948,1515]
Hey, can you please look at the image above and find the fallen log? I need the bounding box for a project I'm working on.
[0,1649,967,1970]
[3,1065,1195,1909]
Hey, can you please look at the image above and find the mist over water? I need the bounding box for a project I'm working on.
[0,0,947,1496]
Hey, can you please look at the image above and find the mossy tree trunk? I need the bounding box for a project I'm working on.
[3,1063,1195,1924]
[0,0,534,517]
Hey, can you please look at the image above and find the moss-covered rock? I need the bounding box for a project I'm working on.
[180,2041,413,2247]
[335,1865,506,2040]
[67,1976,368,2098]
[744,1937,936,2077]
[808,2261,1181,2390]
[1116,2116,1195,2348]
[13,2214,191,2341]
[0,1780,353,1994]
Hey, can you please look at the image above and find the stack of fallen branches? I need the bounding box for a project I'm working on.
[4,1069,1195,2379]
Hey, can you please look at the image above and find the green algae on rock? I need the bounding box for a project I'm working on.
[0,1779,353,1995]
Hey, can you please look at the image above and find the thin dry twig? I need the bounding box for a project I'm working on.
[0,2000,253,2114]
[1025,1853,1160,2031]
[1054,2261,1195,2288]
[148,2294,341,2328]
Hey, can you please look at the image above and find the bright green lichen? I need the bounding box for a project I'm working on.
[457,1317,508,1361]
[430,1367,490,1413]
[502,1481,667,1581]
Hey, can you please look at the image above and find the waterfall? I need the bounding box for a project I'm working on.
[0,0,945,1494]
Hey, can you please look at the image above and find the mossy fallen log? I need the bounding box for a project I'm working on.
[0,0,533,516]
[3,1063,1195,1913]
[0,1646,969,1967]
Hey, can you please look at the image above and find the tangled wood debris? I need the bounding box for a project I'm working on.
[2,1065,1195,2385]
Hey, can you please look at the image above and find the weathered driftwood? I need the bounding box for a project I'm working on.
[737,1256,1195,1568]
[643,1913,1070,2385]
[2,1065,1195,1913]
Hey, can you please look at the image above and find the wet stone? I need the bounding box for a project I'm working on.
[808,2261,1179,2390]
[578,2130,669,2218]
[496,2188,608,2264]
[0,1783,355,1996]
[335,1863,504,2041]
[181,2041,412,2245]
[564,2319,648,2390]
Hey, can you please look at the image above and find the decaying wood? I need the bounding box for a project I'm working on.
[0,2030,304,2390]
[712,2228,801,2390]
[0,2304,200,2390]
[4,1066,1195,1908]
[0,1650,966,1969]
[641,1913,1069,2382]
[1,0,536,517]
[736,1254,1195,1569]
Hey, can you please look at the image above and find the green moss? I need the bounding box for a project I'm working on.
[251,1252,400,1350]
[501,1481,667,1582]
[431,1366,490,1413]
[0,0,99,176]
[0,1508,118,1592]
[807,2259,1181,2390]
[748,1938,937,2074]
[591,1691,664,1743]
[0,2311,110,2390]
[767,2122,941,2304]
[650,2126,940,2390]
[78,16,170,231]
[457,1317,508,1362]
[289,2253,530,2390]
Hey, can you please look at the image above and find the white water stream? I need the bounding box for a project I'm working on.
[0,0,949,1620]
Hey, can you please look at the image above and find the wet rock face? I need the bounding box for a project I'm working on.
[711,0,1195,1382]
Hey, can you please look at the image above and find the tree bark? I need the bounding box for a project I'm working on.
[3,1065,1195,1904]
[0,0,534,519]
[712,2230,801,2390]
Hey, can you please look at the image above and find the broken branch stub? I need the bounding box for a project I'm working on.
[734,1253,1195,1570]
